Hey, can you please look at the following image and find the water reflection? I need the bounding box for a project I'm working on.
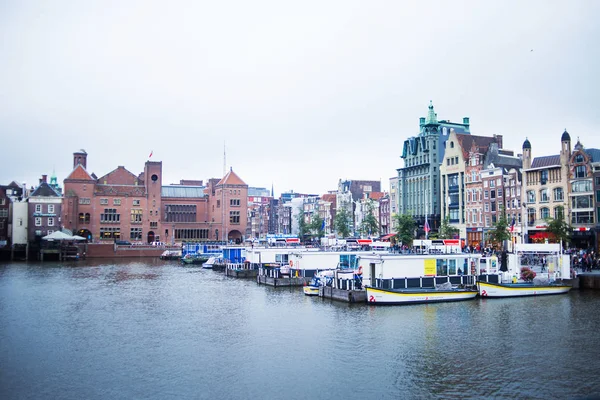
[0,260,599,400]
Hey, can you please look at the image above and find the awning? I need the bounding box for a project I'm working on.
[380,233,395,241]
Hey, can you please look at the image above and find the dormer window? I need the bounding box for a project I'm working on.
[576,154,584,163]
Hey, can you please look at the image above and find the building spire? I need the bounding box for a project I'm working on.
[425,100,437,125]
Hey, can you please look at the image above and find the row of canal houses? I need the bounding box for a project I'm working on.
[394,102,600,250]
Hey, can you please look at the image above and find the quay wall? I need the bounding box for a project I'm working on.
[578,274,600,290]
[84,244,165,258]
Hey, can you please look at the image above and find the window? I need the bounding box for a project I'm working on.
[575,154,584,163]
[575,165,586,178]
[492,214,497,224]
[131,209,143,224]
[597,190,600,203]
[497,189,503,198]
[100,198,108,205]
[79,198,91,205]
[113,198,121,206]
[230,199,241,207]
[483,180,488,188]
[79,213,85,223]
[572,211,594,224]
[35,217,42,226]
[485,216,490,227]
[528,208,536,225]
[539,189,549,203]
[35,204,42,213]
[100,208,120,223]
[150,222,158,228]
[484,191,489,200]
[165,205,196,223]
[130,228,142,240]
[230,211,240,224]
[596,177,600,186]
[489,180,495,188]
[467,191,471,202]
[527,190,536,203]
[0,209,7,218]
[490,190,496,200]
[133,199,140,206]
[572,181,592,193]
[471,171,477,182]
[447,159,450,166]
[48,217,54,226]
[491,202,496,212]
[554,207,563,220]
[0,198,5,205]
[484,203,489,212]
[48,204,55,213]
[450,141,454,148]
[572,195,593,209]
[541,170,548,185]
[217,200,220,208]
[553,187,564,202]
[100,227,120,239]
[540,207,550,219]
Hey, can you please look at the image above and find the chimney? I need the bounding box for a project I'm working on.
[463,117,470,127]
[419,117,425,127]
[493,134,503,149]
[42,174,47,183]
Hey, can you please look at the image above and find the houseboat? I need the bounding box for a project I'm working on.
[476,243,572,298]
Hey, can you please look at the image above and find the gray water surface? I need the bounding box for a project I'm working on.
[1,259,599,400]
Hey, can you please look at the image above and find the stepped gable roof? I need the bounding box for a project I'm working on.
[30,182,61,197]
[531,155,560,169]
[455,134,498,160]
[585,149,600,163]
[216,168,247,186]
[65,164,94,181]
[368,192,385,200]
[94,185,146,197]
[97,166,143,186]
[161,186,206,198]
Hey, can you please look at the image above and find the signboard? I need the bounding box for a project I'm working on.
[424,259,436,276]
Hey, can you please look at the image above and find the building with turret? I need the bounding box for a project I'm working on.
[397,101,471,236]
[521,131,571,243]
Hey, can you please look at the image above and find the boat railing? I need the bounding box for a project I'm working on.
[227,263,255,271]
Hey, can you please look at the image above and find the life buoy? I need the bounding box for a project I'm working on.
[289,260,294,267]
[358,266,363,275]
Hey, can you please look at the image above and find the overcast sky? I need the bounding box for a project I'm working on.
[2,0,599,196]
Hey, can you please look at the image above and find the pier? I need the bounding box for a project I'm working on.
[256,275,311,287]
[225,263,258,278]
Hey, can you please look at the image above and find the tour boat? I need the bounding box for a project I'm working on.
[477,281,571,298]
[365,286,478,305]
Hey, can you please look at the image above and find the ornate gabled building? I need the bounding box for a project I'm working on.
[440,132,502,241]
[567,139,600,250]
[521,132,571,244]
[398,101,471,236]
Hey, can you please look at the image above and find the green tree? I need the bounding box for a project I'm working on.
[488,209,510,247]
[545,205,570,249]
[296,206,309,239]
[334,202,352,238]
[438,216,459,239]
[359,200,379,237]
[393,213,415,246]
[309,212,325,239]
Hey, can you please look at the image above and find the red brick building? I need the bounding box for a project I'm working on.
[62,151,248,244]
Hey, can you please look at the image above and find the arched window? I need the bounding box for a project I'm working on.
[539,189,549,202]
[527,190,536,203]
[540,207,550,219]
[527,208,536,225]
[450,141,454,148]
[79,213,85,223]
[576,154,584,163]
[85,213,90,223]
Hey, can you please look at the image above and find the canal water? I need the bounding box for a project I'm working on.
[1,259,599,400]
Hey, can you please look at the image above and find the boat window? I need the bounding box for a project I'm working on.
[448,259,456,275]
[275,254,289,264]
[436,259,448,276]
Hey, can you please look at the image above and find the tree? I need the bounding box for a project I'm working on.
[309,212,325,239]
[393,213,415,246]
[296,206,309,239]
[545,205,570,249]
[488,210,510,247]
[438,216,459,239]
[359,200,379,237]
[334,202,352,238]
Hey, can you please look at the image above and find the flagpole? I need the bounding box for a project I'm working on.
[425,203,429,240]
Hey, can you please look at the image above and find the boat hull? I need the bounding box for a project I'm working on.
[303,286,319,296]
[477,281,571,298]
[365,287,478,305]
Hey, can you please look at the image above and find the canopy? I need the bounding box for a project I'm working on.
[71,235,86,241]
[380,233,396,241]
[42,231,75,241]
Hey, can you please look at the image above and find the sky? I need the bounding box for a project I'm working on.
[1,0,599,196]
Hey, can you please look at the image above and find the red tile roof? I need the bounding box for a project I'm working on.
[217,169,247,186]
[65,165,94,181]
[369,192,385,200]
